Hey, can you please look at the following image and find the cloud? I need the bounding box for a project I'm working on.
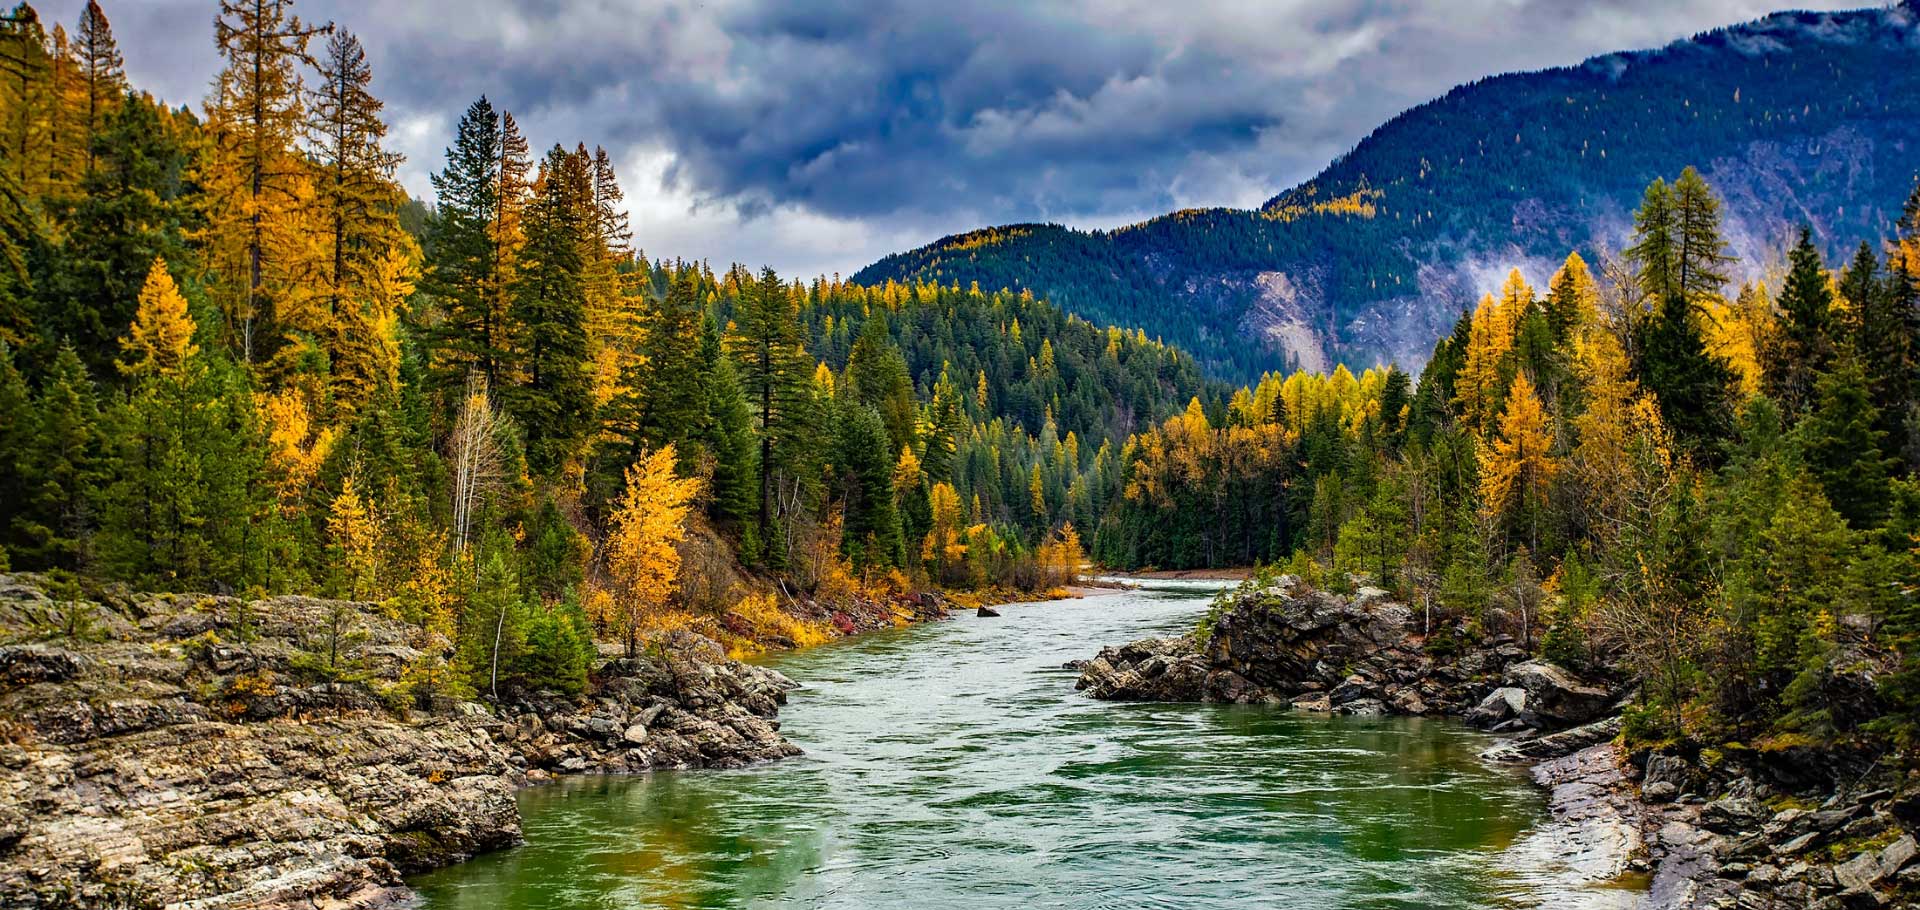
[39,0,1866,275]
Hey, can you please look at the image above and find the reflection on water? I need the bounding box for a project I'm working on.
[411,581,1562,909]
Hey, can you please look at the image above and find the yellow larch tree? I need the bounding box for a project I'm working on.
[259,387,340,514]
[1479,373,1559,547]
[1455,270,1533,431]
[118,257,199,377]
[603,445,701,656]
[327,474,383,601]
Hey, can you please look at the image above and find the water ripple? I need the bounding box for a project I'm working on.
[412,582,1569,910]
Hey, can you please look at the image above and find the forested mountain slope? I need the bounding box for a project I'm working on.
[855,1,1920,380]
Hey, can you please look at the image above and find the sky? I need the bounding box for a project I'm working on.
[42,0,1869,278]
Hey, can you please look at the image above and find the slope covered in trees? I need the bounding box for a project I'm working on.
[1098,165,1920,757]
[0,0,1219,697]
[855,2,1920,380]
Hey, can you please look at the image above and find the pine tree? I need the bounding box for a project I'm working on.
[423,97,508,391]
[1544,251,1598,347]
[698,314,756,525]
[505,144,594,475]
[624,265,705,463]
[0,343,30,554]
[835,404,905,570]
[14,344,102,570]
[70,0,121,176]
[726,266,813,545]
[846,312,916,453]
[1762,227,1835,414]
[1798,357,1892,529]
[53,95,193,375]
[1839,243,1913,463]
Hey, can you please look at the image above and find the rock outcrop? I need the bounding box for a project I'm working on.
[1074,576,1609,727]
[0,575,801,909]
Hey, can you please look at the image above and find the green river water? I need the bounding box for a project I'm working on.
[411,580,1606,909]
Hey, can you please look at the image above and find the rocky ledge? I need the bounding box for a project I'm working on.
[0,574,799,909]
[1074,575,1617,728]
[1074,576,1920,909]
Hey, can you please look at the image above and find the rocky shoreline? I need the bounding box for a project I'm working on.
[0,575,808,909]
[1073,575,1920,909]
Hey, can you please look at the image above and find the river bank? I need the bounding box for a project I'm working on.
[1072,574,1920,909]
[0,570,1101,908]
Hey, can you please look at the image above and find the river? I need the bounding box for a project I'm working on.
[412,580,1580,909]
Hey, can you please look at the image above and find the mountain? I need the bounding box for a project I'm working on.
[853,2,1920,381]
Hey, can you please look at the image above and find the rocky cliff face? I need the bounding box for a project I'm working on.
[0,575,800,909]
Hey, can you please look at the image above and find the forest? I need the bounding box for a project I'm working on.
[6,0,1920,759]
[1105,165,1920,752]
[0,0,1223,698]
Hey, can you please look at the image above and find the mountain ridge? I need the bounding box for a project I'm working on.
[854,2,1920,380]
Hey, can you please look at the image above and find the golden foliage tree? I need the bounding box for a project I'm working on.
[1479,373,1558,547]
[327,473,382,601]
[603,445,701,656]
[118,257,198,376]
[203,0,326,361]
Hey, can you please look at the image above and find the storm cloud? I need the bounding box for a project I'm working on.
[39,0,1868,275]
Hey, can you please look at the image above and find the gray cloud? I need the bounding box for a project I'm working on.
[38,0,1869,275]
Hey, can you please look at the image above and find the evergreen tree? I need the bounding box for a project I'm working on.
[422,97,508,391]
[835,404,905,570]
[1672,166,1734,304]
[1798,357,1893,529]
[505,144,594,475]
[52,93,193,375]
[1762,227,1836,413]
[624,265,704,464]
[1627,178,1678,304]
[1842,242,1914,462]
[14,344,102,570]
[1641,291,1735,459]
[846,312,916,454]
[726,266,812,544]
[70,0,121,176]
[699,315,756,526]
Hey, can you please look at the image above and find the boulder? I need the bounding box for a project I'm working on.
[1465,686,1528,728]
[977,605,1001,618]
[1503,661,1613,728]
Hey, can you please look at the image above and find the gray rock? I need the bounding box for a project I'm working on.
[1699,797,1770,834]
[1504,661,1614,727]
[977,605,1001,618]
[1645,781,1680,804]
[1466,686,1528,728]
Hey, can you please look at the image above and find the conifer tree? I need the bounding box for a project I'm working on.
[423,97,507,391]
[54,95,193,374]
[1480,373,1558,549]
[118,256,197,377]
[1799,357,1892,529]
[604,445,698,657]
[71,0,121,176]
[1762,227,1836,414]
[203,0,326,362]
[0,6,54,195]
[0,343,29,551]
[698,314,756,526]
[1672,166,1734,303]
[835,404,905,570]
[305,28,406,410]
[624,265,705,463]
[846,312,916,454]
[15,344,101,570]
[1627,178,1678,304]
[505,144,594,474]
[727,266,812,544]
[1843,243,1914,462]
